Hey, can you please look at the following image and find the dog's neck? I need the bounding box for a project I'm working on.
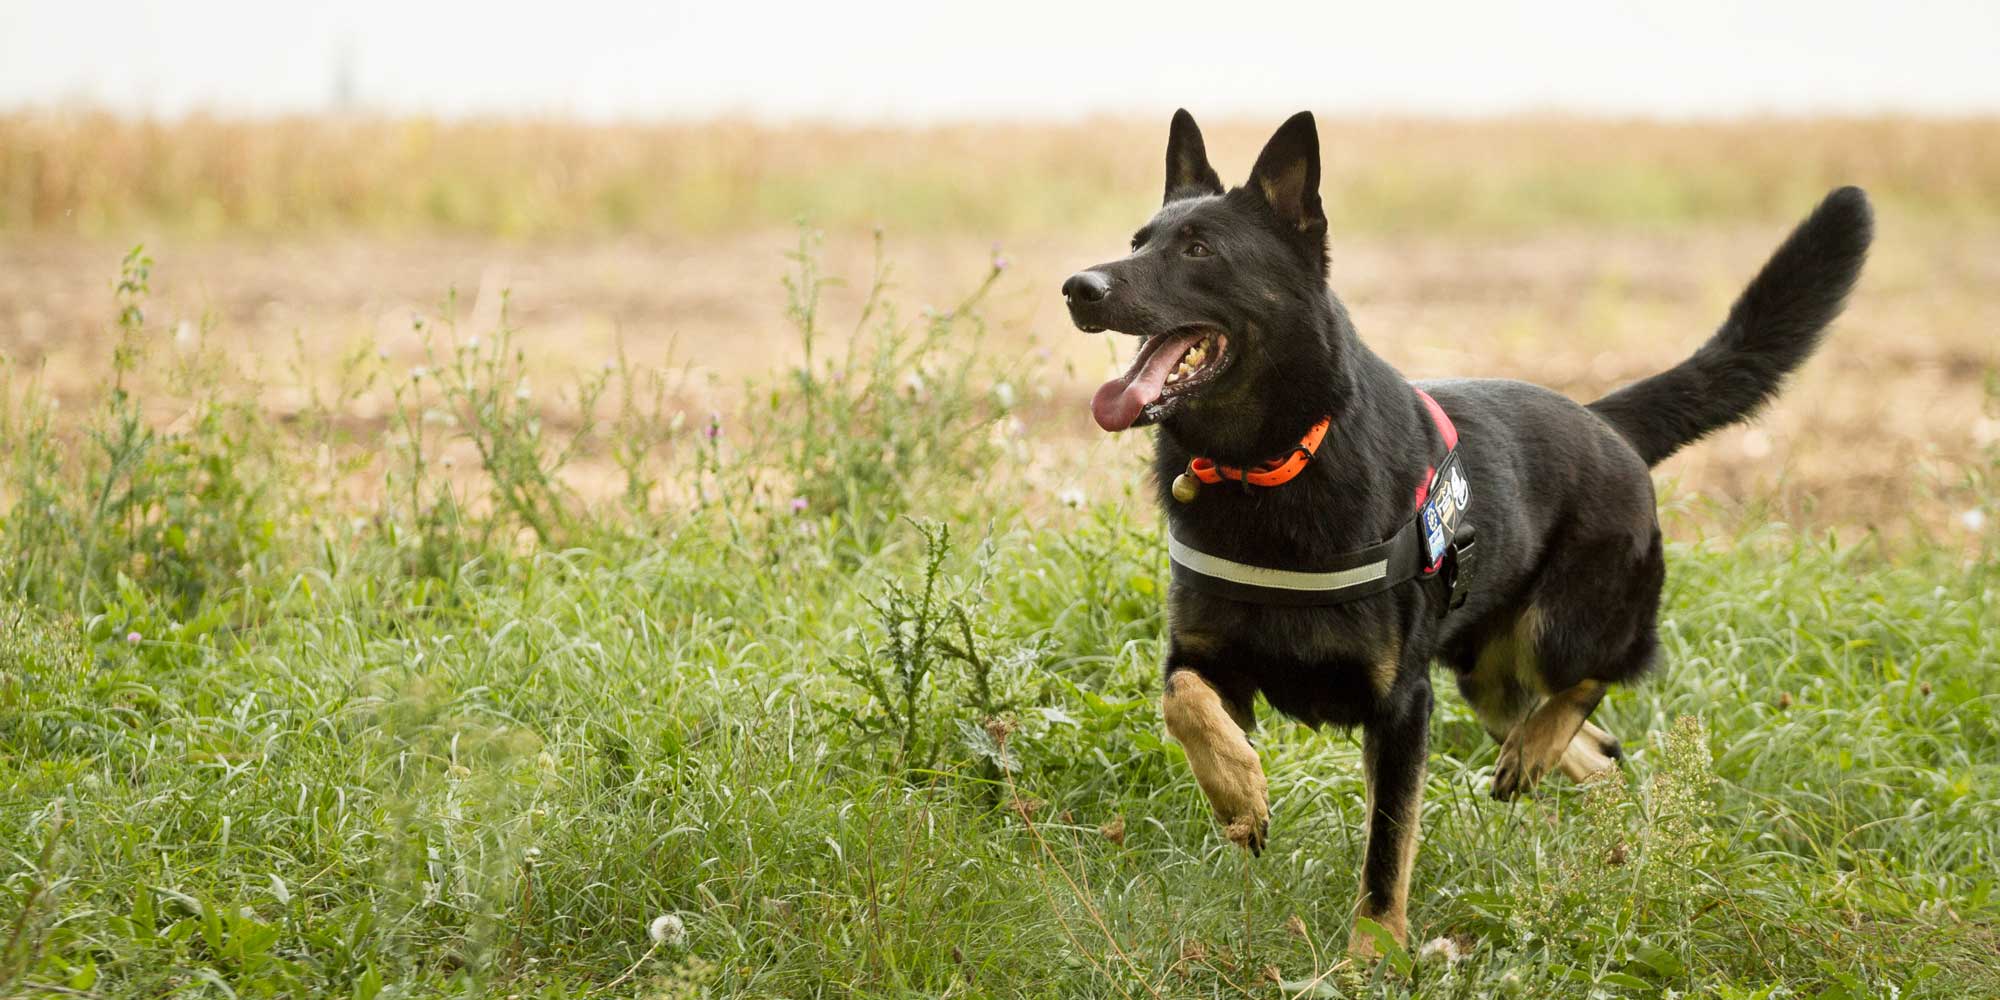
[1154,300,1435,566]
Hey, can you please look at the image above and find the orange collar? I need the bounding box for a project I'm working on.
[1186,416,1332,489]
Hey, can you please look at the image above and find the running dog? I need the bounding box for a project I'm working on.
[1060,109,1871,958]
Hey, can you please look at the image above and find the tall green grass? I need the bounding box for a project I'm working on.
[0,240,1994,998]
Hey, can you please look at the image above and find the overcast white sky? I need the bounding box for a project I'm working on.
[3,1,1998,121]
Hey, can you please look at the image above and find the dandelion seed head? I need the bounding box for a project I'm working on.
[648,913,687,946]
[1418,937,1468,964]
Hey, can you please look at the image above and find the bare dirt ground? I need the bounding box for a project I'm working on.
[3,219,1995,541]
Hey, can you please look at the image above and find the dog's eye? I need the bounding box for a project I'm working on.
[1184,241,1213,258]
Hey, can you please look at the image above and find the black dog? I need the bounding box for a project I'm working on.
[1061,109,1871,959]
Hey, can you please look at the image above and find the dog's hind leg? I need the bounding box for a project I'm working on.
[1348,681,1431,961]
[1454,608,1541,743]
[1493,529,1663,798]
[1493,679,1606,799]
[1162,668,1268,853]
[1559,720,1625,784]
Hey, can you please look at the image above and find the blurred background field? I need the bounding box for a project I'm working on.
[5,6,2000,995]
[9,114,2000,237]
[3,112,1997,539]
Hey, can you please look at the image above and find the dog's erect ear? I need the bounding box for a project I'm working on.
[1165,109,1224,204]
[1248,111,1326,241]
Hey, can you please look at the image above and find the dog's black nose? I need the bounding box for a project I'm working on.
[1062,270,1111,304]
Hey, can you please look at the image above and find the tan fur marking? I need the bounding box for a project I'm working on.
[1367,634,1402,699]
[1560,720,1622,783]
[1162,669,1268,851]
[1347,729,1422,960]
[1579,719,1617,747]
[1171,629,1225,659]
[1464,606,1546,740]
[1257,161,1310,224]
[1558,737,1618,784]
[1495,679,1605,797]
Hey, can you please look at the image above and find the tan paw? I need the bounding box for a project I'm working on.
[1492,725,1555,800]
[1346,915,1409,963]
[1217,779,1270,856]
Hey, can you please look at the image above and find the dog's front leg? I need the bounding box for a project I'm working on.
[1349,681,1431,961]
[1162,668,1268,854]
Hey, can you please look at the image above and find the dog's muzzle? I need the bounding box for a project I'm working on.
[1062,270,1112,331]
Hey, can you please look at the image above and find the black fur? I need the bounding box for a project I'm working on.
[1063,109,1871,934]
[1591,186,1874,465]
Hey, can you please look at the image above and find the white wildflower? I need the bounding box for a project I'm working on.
[648,913,687,947]
[1418,936,1468,964]
[1058,488,1086,509]
[1959,508,1987,532]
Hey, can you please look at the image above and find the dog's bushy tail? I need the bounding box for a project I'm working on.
[1589,186,1873,467]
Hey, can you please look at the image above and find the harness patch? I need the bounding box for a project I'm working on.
[1166,386,1476,610]
[1420,450,1469,568]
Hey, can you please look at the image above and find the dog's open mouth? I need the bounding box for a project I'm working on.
[1091,327,1229,432]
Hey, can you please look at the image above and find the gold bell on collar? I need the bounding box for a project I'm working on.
[1171,472,1200,504]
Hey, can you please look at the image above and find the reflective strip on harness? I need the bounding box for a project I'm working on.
[1166,533,1388,593]
[1165,385,1470,609]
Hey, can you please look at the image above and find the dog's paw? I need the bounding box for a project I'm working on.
[1210,770,1269,855]
[1223,807,1268,856]
[1345,918,1409,964]
[1491,731,1549,800]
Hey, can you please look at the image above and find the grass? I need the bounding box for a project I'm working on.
[1,236,1996,999]
[7,113,2000,238]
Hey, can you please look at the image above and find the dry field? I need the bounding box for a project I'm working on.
[3,114,1998,538]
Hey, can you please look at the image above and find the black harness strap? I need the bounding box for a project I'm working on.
[1168,397,1476,612]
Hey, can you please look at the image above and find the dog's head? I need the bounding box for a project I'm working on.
[1064,110,1334,447]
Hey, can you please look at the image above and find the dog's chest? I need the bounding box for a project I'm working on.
[1169,585,1417,726]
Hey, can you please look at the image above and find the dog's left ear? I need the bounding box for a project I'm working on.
[1165,109,1225,204]
[1248,111,1327,251]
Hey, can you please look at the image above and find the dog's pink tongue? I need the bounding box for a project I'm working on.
[1091,336,1187,432]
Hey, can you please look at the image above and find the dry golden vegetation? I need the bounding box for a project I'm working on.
[2,113,1997,538]
[6,113,2000,236]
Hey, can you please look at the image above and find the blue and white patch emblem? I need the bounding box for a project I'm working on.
[1421,452,1469,566]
